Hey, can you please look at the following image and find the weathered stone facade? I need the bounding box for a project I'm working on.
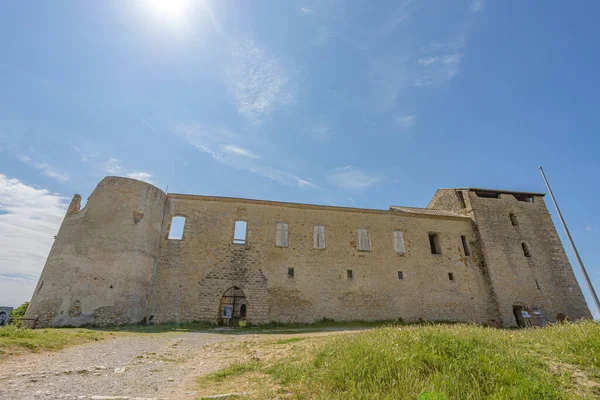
[23,177,591,328]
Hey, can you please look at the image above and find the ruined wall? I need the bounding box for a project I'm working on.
[455,190,590,327]
[150,195,497,325]
[23,177,166,328]
[24,176,591,328]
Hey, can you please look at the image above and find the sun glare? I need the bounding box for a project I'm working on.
[145,0,192,24]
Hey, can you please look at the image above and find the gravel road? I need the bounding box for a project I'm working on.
[0,331,241,400]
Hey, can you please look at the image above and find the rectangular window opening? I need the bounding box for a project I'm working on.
[233,221,247,244]
[398,271,403,280]
[514,193,534,202]
[461,235,470,256]
[276,222,289,247]
[314,225,326,249]
[429,233,441,255]
[474,191,500,199]
[347,269,353,280]
[288,267,294,278]
[448,272,454,281]
[168,216,186,240]
[357,228,371,251]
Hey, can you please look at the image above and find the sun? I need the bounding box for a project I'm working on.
[144,0,192,24]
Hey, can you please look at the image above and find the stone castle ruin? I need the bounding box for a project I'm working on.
[22,176,591,328]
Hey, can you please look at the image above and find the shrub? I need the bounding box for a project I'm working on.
[9,302,29,327]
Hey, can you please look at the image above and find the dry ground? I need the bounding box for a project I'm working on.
[0,328,357,400]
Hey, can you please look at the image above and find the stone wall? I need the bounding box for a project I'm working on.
[23,177,591,328]
[150,195,497,325]
[432,189,591,327]
[22,177,166,328]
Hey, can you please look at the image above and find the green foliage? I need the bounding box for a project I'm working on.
[8,302,29,327]
[266,321,600,399]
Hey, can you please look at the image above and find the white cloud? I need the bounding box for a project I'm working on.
[470,0,484,14]
[251,166,318,188]
[418,57,439,67]
[311,124,335,140]
[103,158,124,174]
[295,0,350,47]
[226,40,296,124]
[139,117,157,132]
[414,42,464,87]
[17,155,69,184]
[300,122,335,141]
[361,1,481,121]
[221,144,260,159]
[103,158,156,185]
[175,124,247,160]
[327,166,383,190]
[586,226,592,231]
[126,172,154,183]
[0,174,67,306]
[174,123,316,189]
[396,114,416,130]
[69,141,99,164]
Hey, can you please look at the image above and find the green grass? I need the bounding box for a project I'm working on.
[519,321,600,379]
[209,358,263,382]
[0,325,112,355]
[270,321,600,399]
[273,337,304,345]
[199,321,600,399]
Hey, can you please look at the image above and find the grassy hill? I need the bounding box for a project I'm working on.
[198,321,600,399]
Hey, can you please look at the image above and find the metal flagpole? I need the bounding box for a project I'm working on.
[539,166,600,314]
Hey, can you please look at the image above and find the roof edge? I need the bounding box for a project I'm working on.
[441,188,546,197]
[167,193,470,221]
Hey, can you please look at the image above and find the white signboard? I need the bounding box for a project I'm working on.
[223,306,233,319]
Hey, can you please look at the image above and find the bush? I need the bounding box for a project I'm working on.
[9,302,29,327]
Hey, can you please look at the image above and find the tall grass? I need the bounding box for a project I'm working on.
[267,321,600,399]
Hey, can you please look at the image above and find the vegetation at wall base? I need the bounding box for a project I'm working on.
[197,320,600,399]
[0,325,112,356]
[8,301,29,327]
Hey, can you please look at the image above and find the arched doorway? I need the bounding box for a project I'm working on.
[219,287,247,327]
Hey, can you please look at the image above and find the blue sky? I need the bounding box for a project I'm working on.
[0,1,598,317]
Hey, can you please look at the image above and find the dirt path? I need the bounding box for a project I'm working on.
[0,331,239,400]
[0,328,360,400]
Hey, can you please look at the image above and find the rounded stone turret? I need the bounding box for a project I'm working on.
[22,177,166,328]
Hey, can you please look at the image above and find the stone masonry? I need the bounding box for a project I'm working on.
[23,176,592,328]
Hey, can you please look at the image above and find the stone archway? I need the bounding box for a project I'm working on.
[218,287,247,327]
